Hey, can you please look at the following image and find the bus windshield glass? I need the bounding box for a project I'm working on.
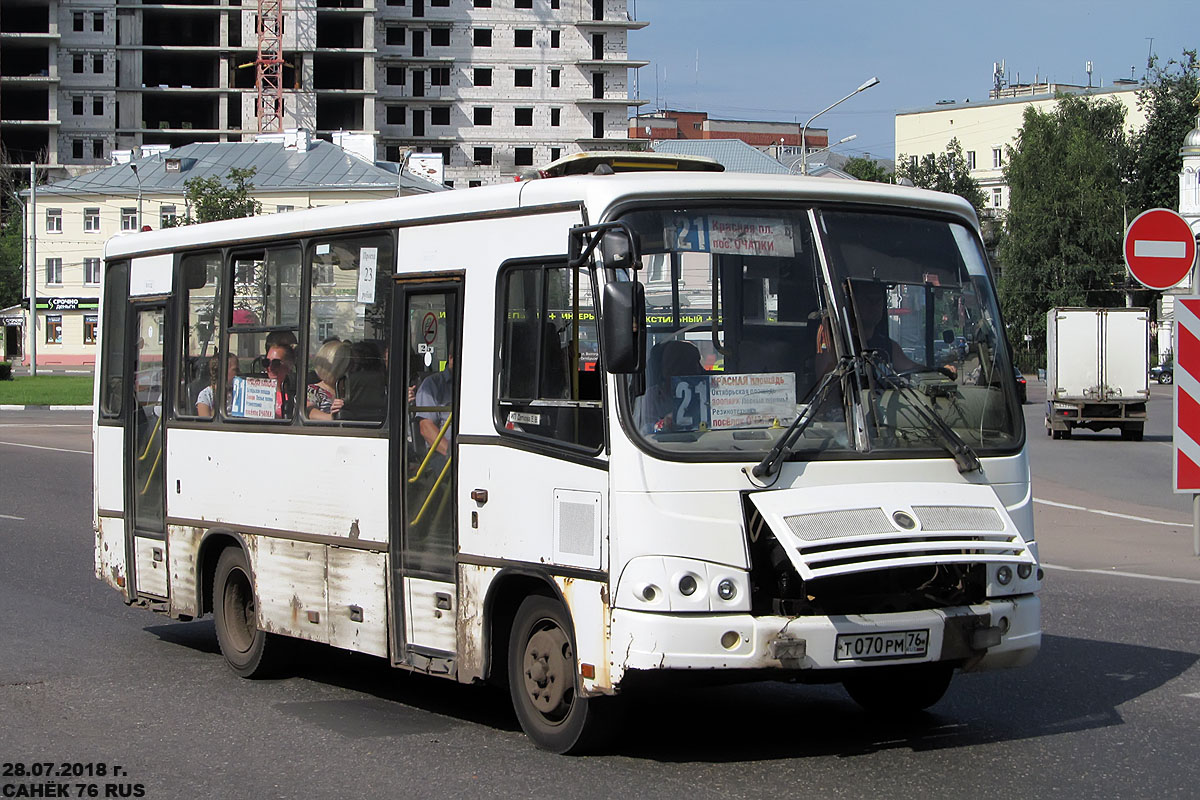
[615,205,1022,460]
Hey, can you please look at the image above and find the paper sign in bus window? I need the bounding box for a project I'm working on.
[357,247,378,304]
[664,215,795,258]
[667,372,796,432]
[229,375,277,419]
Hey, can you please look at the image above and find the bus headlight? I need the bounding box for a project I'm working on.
[716,579,737,601]
[615,556,750,612]
[678,574,698,596]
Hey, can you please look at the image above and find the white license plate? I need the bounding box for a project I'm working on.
[835,629,929,662]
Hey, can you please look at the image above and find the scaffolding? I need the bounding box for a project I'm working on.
[256,0,285,132]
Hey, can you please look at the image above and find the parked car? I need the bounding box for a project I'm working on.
[1149,360,1173,384]
[1013,366,1027,404]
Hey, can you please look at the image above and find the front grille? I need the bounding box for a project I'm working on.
[912,505,1004,532]
[784,508,894,541]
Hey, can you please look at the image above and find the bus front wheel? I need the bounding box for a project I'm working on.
[842,663,954,715]
[213,547,281,679]
[507,595,615,754]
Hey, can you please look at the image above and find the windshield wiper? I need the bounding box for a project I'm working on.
[864,353,982,473]
[753,359,851,478]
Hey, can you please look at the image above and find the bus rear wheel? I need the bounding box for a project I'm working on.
[508,595,615,754]
[213,547,281,678]
[842,663,954,715]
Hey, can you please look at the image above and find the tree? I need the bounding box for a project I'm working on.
[1128,49,1200,213]
[842,156,893,183]
[180,167,261,224]
[997,94,1131,365]
[0,215,21,310]
[895,138,986,213]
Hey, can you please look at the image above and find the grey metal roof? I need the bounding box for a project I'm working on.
[650,139,791,174]
[32,140,443,196]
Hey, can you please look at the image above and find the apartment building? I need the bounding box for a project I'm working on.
[0,0,647,185]
[894,81,1146,215]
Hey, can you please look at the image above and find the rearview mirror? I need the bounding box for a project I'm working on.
[601,282,645,374]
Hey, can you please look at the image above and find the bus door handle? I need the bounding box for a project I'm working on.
[435,593,452,610]
[470,488,488,504]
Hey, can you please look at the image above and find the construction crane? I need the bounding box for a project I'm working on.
[256,0,284,132]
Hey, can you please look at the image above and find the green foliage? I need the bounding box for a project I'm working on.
[181,167,262,224]
[1128,50,1200,213]
[0,362,11,381]
[895,138,986,213]
[997,94,1131,359]
[842,156,893,183]
[0,214,22,310]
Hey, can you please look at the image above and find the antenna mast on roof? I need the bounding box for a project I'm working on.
[256,0,284,132]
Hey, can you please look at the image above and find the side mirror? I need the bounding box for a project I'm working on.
[601,229,638,270]
[601,282,645,374]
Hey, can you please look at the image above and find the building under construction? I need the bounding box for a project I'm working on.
[1,0,647,184]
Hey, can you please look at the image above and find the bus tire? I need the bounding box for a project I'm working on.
[842,663,954,715]
[508,595,615,754]
[213,547,281,679]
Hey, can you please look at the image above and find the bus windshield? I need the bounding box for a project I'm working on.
[616,205,1023,461]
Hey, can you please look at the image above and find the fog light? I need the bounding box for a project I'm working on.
[1037,568,1044,581]
[640,584,658,602]
[996,566,1013,585]
[678,574,698,596]
[716,579,737,601]
[720,631,740,650]
[1017,563,1033,579]
[999,615,1011,634]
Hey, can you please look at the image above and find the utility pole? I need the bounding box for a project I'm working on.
[28,161,37,377]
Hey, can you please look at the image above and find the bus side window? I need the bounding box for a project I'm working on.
[496,262,603,451]
[99,260,129,417]
[177,252,222,418]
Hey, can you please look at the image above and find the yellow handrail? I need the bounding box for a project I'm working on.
[410,455,452,526]
[408,412,452,484]
[138,412,161,461]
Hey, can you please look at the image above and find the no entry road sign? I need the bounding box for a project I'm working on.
[1125,208,1197,291]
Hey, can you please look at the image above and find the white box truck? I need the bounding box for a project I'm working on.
[1045,307,1150,440]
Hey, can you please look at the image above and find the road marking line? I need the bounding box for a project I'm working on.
[1034,497,1186,527]
[1042,563,1200,586]
[0,514,24,521]
[0,424,90,428]
[1183,692,1200,700]
[0,440,90,455]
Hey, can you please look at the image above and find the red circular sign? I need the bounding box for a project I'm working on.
[1124,208,1197,290]
[421,312,438,344]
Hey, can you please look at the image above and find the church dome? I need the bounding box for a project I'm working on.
[1184,113,1200,153]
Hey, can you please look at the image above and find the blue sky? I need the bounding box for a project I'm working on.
[627,0,1196,161]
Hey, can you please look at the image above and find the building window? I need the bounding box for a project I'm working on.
[550,68,560,88]
[387,105,407,124]
[514,29,533,47]
[46,315,63,345]
[550,29,560,48]
[73,55,84,73]
[515,107,533,126]
[550,147,561,161]
[966,150,976,170]
[469,180,482,187]
[275,205,294,214]
[84,258,102,285]
[515,147,534,167]
[592,111,604,139]
[550,107,560,127]
[592,71,604,98]
[73,96,84,116]
[474,28,492,47]
[94,55,104,74]
[992,188,1003,208]
[431,0,449,6]
[386,67,406,85]
[431,27,449,47]
[592,33,604,60]
[992,148,1003,169]
[515,0,532,7]
[72,140,84,159]
[474,0,491,6]
[93,96,103,116]
[74,12,85,31]
[431,66,450,86]
[908,155,918,171]
[551,0,559,8]
[84,208,100,232]
[474,106,492,126]
[592,0,603,20]
[121,208,138,231]
[386,26,405,45]
[93,139,104,159]
[474,68,492,86]
[431,107,450,125]
[46,258,63,286]
[473,147,492,166]
[515,68,533,87]
[160,205,177,227]
[84,315,99,345]
[93,12,104,32]
[46,208,62,233]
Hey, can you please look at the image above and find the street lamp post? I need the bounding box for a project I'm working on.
[791,134,857,173]
[800,77,879,175]
[129,163,143,230]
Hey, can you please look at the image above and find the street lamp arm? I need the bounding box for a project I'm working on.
[800,77,879,175]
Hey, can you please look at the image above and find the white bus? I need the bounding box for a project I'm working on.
[94,169,1041,753]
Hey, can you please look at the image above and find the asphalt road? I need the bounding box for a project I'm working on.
[1,406,1198,799]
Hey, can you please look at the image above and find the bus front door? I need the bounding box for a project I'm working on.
[124,304,169,601]
[389,279,462,670]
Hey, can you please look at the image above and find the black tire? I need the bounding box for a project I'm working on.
[213,547,282,678]
[843,663,954,715]
[1162,373,1173,385]
[508,595,617,754]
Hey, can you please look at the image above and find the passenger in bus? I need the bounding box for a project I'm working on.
[307,340,351,420]
[196,353,240,417]
[415,356,454,457]
[815,281,920,375]
[265,343,297,419]
[636,339,706,433]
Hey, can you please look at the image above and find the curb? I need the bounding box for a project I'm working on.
[0,404,91,411]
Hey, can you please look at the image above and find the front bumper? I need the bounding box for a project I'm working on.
[611,595,1040,674]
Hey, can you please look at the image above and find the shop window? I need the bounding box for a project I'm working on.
[46,315,63,345]
[84,315,98,345]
